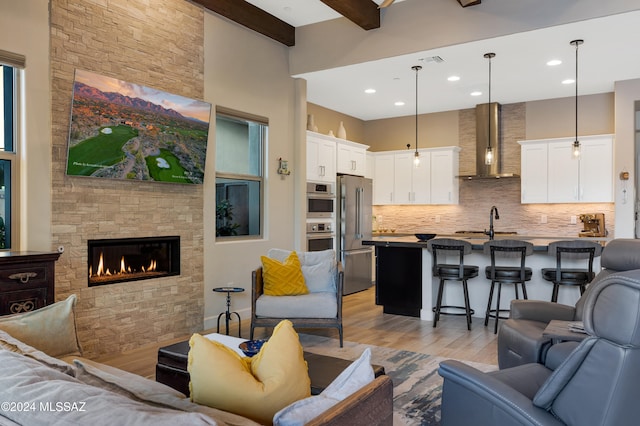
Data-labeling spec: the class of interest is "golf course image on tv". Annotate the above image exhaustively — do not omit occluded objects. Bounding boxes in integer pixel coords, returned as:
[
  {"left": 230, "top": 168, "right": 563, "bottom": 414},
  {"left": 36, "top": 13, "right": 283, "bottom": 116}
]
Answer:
[{"left": 66, "top": 69, "right": 212, "bottom": 184}]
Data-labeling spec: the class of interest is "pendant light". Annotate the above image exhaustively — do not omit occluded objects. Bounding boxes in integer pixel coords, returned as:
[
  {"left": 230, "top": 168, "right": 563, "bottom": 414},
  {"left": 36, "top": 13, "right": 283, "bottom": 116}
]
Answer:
[
  {"left": 571, "top": 39, "right": 584, "bottom": 159},
  {"left": 484, "top": 52, "right": 495, "bottom": 165},
  {"left": 412, "top": 65, "right": 422, "bottom": 167}
]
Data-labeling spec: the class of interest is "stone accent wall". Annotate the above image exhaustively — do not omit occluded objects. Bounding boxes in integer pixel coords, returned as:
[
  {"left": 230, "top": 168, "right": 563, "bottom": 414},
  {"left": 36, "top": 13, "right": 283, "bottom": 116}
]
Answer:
[
  {"left": 50, "top": 0, "right": 206, "bottom": 357},
  {"left": 374, "top": 102, "right": 615, "bottom": 237}
]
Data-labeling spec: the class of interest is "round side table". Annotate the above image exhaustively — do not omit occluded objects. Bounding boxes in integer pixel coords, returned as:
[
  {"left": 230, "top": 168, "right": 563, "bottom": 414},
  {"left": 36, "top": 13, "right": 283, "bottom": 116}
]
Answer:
[{"left": 213, "top": 287, "right": 245, "bottom": 337}]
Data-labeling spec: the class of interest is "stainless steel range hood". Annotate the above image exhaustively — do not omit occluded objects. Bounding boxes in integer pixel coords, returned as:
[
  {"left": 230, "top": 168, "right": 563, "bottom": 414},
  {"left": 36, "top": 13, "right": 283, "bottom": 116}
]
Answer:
[{"left": 457, "top": 102, "right": 519, "bottom": 180}]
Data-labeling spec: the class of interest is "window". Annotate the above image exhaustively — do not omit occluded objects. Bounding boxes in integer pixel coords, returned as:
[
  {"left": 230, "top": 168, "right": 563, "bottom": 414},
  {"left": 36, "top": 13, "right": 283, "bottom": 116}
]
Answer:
[
  {"left": 215, "top": 111, "right": 266, "bottom": 238},
  {"left": 0, "top": 63, "right": 18, "bottom": 249}
]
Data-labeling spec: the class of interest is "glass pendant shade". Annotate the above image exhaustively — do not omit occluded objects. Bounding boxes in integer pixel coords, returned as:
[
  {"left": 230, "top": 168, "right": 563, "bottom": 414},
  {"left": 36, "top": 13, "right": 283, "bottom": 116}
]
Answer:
[
  {"left": 413, "top": 150, "right": 420, "bottom": 166},
  {"left": 572, "top": 140, "right": 581, "bottom": 159},
  {"left": 485, "top": 146, "right": 494, "bottom": 165}
]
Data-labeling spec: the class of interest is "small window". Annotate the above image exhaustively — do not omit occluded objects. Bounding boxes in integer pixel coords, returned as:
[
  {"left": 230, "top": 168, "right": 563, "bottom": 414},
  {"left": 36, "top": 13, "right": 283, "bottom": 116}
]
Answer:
[
  {"left": 0, "top": 64, "right": 17, "bottom": 249},
  {"left": 215, "top": 112, "right": 266, "bottom": 238}
]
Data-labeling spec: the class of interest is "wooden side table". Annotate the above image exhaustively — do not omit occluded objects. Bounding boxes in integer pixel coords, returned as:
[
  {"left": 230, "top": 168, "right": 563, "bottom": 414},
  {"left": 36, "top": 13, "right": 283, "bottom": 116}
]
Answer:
[
  {"left": 0, "top": 251, "right": 61, "bottom": 316},
  {"left": 213, "top": 286, "right": 244, "bottom": 337}
]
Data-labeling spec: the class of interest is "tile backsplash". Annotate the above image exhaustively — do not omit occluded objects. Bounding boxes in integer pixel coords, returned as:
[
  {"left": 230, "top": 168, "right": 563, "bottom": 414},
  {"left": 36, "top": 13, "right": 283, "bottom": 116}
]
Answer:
[{"left": 373, "top": 181, "right": 615, "bottom": 238}]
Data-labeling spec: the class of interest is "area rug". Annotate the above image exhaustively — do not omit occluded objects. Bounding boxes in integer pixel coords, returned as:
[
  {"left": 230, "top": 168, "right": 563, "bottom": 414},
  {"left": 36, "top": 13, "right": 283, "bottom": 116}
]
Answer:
[{"left": 298, "top": 334, "right": 497, "bottom": 426}]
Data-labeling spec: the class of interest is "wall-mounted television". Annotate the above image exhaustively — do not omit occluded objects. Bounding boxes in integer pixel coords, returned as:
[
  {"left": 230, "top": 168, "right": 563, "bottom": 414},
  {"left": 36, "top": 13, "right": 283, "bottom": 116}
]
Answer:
[{"left": 66, "top": 69, "right": 211, "bottom": 184}]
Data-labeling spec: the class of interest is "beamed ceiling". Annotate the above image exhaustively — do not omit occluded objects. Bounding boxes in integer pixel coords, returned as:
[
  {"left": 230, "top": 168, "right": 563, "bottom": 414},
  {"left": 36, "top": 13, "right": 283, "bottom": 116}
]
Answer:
[{"left": 190, "top": 0, "right": 478, "bottom": 46}]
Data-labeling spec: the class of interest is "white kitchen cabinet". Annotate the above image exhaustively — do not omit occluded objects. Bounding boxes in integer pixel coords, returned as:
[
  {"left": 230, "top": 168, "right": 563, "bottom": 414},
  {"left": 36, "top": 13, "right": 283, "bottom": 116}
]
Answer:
[
  {"left": 337, "top": 140, "right": 368, "bottom": 176},
  {"left": 372, "top": 147, "right": 459, "bottom": 205},
  {"left": 365, "top": 151, "right": 375, "bottom": 179},
  {"left": 579, "top": 137, "right": 613, "bottom": 202},
  {"left": 373, "top": 153, "right": 395, "bottom": 205},
  {"left": 393, "top": 151, "right": 431, "bottom": 204},
  {"left": 520, "top": 142, "right": 549, "bottom": 203},
  {"left": 430, "top": 148, "right": 459, "bottom": 204},
  {"left": 519, "top": 135, "right": 613, "bottom": 204},
  {"left": 547, "top": 143, "right": 579, "bottom": 202},
  {"left": 306, "top": 131, "right": 336, "bottom": 183}
]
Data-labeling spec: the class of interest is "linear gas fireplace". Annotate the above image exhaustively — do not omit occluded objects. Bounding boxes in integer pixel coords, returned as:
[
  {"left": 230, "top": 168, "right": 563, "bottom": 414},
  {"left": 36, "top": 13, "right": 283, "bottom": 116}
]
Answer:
[{"left": 88, "top": 236, "right": 180, "bottom": 287}]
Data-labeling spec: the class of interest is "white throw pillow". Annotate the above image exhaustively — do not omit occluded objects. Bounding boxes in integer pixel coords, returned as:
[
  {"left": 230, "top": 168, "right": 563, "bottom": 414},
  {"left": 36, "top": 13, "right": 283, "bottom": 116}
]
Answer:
[
  {"left": 273, "top": 348, "right": 375, "bottom": 426},
  {"left": 267, "top": 248, "right": 336, "bottom": 293}
]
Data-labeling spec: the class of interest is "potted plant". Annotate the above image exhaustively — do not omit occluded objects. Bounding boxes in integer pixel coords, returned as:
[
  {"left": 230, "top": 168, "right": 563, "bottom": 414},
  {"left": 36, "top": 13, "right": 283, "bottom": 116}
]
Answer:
[{"left": 216, "top": 199, "right": 240, "bottom": 236}]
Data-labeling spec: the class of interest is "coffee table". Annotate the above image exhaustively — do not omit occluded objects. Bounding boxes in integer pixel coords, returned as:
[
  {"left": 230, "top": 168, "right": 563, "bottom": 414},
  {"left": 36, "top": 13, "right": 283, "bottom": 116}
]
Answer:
[{"left": 156, "top": 333, "right": 385, "bottom": 396}]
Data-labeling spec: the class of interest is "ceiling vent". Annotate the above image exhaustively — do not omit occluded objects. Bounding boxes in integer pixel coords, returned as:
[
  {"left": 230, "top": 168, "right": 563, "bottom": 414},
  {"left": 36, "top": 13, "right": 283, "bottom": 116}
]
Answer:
[{"left": 420, "top": 56, "right": 444, "bottom": 64}]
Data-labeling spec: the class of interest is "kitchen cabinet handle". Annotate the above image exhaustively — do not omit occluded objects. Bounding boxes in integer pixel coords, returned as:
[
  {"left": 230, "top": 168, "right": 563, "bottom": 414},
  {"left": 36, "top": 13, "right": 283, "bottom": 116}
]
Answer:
[{"left": 9, "top": 272, "right": 38, "bottom": 284}]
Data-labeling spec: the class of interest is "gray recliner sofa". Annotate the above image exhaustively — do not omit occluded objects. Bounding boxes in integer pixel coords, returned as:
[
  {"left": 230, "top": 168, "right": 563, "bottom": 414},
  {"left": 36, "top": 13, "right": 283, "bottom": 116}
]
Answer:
[
  {"left": 438, "top": 268, "right": 640, "bottom": 426},
  {"left": 497, "top": 238, "right": 640, "bottom": 369}
]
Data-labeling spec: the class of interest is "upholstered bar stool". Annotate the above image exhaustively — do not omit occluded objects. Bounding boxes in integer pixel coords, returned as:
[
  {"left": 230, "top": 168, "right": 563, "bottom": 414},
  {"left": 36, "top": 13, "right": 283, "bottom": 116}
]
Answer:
[
  {"left": 542, "top": 240, "right": 602, "bottom": 303},
  {"left": 427, "top": 239, "right": 479, "bottom": 331},
  {"left": 483, "top": 240, "right": 534, "bottom": 334}
]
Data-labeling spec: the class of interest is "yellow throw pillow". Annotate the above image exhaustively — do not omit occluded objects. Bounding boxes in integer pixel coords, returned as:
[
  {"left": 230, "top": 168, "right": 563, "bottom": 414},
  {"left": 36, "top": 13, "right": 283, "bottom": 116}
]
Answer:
[
  {"left": 0, "top": 294, "right": 82, "bottom": 358},
  {"left": 188, "top": 320, "right": 310, "bottom": 425},
  {"left": 261, "top": 251, "right": 309, "bottom": 296}
]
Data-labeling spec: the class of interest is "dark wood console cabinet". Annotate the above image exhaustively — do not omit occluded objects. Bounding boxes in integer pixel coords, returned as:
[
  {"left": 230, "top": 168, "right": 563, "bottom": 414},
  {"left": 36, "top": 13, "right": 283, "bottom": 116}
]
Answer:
[{"left": 0, "top": 251, "right": 61, "bottom": 316}]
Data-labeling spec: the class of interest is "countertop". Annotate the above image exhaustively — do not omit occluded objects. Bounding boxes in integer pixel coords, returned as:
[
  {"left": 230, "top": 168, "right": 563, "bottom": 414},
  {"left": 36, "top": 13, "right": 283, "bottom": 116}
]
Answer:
[{"left": 362, "top": 234, "right": 610, "bottom": 251}]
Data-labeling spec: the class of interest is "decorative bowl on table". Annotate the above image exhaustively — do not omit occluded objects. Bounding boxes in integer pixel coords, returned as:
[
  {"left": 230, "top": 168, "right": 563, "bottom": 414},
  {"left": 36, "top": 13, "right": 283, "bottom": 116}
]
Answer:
[
  {"left": 415, "top": 233, "right": 437, "bottom": 242},
  {"left": 239, "top": 339, "right": 267, "bottom": 357}
]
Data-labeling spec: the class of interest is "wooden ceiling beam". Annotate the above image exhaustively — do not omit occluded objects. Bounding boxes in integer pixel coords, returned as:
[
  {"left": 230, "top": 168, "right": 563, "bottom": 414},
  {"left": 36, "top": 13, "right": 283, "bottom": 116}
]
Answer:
[
  {"left": 191, "top": 0, "right": 295, "bottom": 46},
  {"left": 320, "top": 0, "right": 380, "bottom": 31}
]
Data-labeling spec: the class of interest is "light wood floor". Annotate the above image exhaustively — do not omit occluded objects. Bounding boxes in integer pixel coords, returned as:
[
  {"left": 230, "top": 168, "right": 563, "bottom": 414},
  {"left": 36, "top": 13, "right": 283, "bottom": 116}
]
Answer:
[{"left": 95, "top": 287, "right": 498, "bottom": 379}]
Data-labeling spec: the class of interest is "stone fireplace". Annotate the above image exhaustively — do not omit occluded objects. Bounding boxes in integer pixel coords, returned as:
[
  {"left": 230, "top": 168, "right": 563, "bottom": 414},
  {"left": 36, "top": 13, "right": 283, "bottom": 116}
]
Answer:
[{"left": 88, "top": 236, "right": 180, "bottom": 287}]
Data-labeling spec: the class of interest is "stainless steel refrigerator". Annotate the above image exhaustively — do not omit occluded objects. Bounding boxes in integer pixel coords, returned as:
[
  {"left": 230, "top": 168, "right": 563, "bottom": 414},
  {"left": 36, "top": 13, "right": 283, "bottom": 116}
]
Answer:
[{"left": 337, "top": 175, "right": 373, "bottom": 295}]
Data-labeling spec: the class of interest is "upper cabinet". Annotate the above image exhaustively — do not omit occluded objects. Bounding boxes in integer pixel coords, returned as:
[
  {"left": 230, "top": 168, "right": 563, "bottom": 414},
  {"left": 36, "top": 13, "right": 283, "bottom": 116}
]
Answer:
[
  {"left": 336, "top": 139, "right": 368, "bottom": 176},
  {"left": 372, "top": 147, "right": 460, "bottom": 205},
  {"left": 519, "top": 135, "right": 613, "bottom": 204},
  {"left": 307, "top": 131, "right": 369, "bottom": 182},
  {"left": 306, "top": 131, "right": 336, "bottom": 183},
  {"left": 373, "top": 153, "right": 395, "bottom": 205},
  {"left": 430, "top": 148, "right": 460, "bottom": 204},
  {"left": 393, "top": 150, "right": 431, "bottom": 204}
]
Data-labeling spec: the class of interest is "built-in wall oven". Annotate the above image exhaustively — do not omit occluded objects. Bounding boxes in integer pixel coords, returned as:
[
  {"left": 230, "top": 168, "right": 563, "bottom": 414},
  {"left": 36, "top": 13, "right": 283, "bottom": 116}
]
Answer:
[
  {"left": 306, "top": 222, "right": 334, "bottom": 252},
  {"left": 306, "top": 182, "right": 335, "bottom": 218}
]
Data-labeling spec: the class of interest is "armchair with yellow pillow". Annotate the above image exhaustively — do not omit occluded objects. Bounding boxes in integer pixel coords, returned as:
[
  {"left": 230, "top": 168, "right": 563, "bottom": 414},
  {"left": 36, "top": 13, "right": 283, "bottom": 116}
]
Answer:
[{"left": 251, "top": 249, "right": 344, "bottom": 347}]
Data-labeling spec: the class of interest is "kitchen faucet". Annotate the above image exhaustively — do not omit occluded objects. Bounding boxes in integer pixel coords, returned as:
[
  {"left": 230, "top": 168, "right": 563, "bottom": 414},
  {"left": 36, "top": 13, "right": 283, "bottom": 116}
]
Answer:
[{"left": 485, "top": 206, "right": 500, "bottom": 240}]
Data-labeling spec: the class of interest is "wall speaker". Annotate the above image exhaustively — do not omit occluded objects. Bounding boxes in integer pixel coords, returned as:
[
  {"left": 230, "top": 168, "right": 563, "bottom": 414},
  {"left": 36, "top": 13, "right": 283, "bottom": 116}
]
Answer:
[{"left": 457, "top": 0, "right": 481, "bottom": 7}]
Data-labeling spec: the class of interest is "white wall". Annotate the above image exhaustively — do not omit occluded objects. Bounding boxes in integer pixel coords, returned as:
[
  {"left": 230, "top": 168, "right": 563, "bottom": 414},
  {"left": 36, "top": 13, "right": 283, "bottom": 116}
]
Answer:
[
  {"left": 614, "top": 79, "right": 640, "bottom": 237},
  {"left": 202, "top": 11, "right": 303, "bottom": 328},
  {"left": 0, "top": 0, "right": 51, "bottom": 250}
]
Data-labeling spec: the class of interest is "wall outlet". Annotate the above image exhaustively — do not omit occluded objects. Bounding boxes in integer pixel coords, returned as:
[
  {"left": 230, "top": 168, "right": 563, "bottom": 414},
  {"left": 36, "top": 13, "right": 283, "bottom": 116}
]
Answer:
[
  {"left": 540, "top": 214, "right": 548, "bottom": 224},
  {"left": 435, "top": 215, "right": 441, "bottom": 223},
  {"left": 570, "top": 215, "right": 577, "bottom": 225}
]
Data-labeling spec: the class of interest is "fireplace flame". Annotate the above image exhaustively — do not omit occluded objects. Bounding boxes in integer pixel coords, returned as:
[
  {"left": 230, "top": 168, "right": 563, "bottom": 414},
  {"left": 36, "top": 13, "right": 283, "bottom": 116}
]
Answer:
[{"left": 89, "top": 251, "right": 158, "bottom": 280}]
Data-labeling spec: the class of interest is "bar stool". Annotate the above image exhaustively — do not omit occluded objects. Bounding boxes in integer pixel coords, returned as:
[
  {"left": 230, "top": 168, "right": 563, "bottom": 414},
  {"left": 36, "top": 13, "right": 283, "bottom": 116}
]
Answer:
[
  {"left": 484, "top": 240, "right": 534, "bottom": 334},
  {"left": 427, "top": 239, "right": 479, "bottom": 330},
  {"left": 542, "top": 240, "right": 602, "bottom": 303}
]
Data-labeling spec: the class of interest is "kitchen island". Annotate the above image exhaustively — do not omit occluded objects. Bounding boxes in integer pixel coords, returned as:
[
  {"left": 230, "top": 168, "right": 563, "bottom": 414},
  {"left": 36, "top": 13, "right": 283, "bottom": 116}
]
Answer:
[{"left": 363, "top": 235, "right": 608, "bottom": 321}]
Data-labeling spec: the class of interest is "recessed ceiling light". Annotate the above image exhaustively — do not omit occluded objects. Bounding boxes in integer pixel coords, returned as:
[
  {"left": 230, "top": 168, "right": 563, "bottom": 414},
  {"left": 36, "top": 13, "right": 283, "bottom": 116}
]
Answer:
[
  {"left": 364, "top": 88, "right": 376, "bottom": 94},
  {"left": 447, "top": 75, "right": 460, "bottom": 82},
  {"left": 470, "top": 91, "right": 482, "bottom": 97},
  {"left": 394, "top": 101, "right": 405, "bottom": 106},
  {"left": 562, "top": 79, "right": 575, "bottom": 85},
  {"left": 547, "top": 59, "right": 562, "bottom": 66}
]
